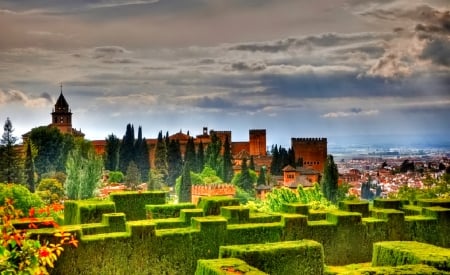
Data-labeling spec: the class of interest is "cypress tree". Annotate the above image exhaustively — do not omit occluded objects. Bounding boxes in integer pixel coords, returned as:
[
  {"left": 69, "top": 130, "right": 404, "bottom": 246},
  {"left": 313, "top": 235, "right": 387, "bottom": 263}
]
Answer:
[
  {"left": 154, "top": 131, "right": 168, "bottom": 184},
  {"left": 257, "top": 166, "right": 266, "bottom": 186},
  {"left": 167, "top": 139, "right": 182, "bottom": 187},
  {"left": 237, "top": 158, "right": 253, "bottom": 193},
  {"left": 248, "top": 155, "right": 255, "bottom": 171},
  {"left": 320, "top": 154, "right": 339, "bottom": 203},
  {"left": 178, "top": 161, "right": 192, "bottom": 203},
  {"left": 196, "top": 141, "right": 205, "bottom": 173},
  {"left": 205, "top": 132, "right": 222, "bottom": 175},
  {"left": 221, "top": 135, "right": 234, "bottom": 182},
  {"left": 24, "top": 142, "right": 35, "bottom": 192},
  {"left": 135, "top": 126, "right": 149, "bottom": 181},
  {"left": 185, "top": 137, "right": 196, "bottom": 165},
  {"left": 104, "top": 134, "right": 120, "bottom": 171},
  {"left": 270, "top": 145, "right": 280, "bottom": 175},
  {"left": 119, "top": 123, "right": 135, "bottom": 174}
]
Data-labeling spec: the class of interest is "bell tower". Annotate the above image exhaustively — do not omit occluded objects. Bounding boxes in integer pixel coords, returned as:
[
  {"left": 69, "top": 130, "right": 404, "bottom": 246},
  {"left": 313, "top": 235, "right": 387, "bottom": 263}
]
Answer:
[{"left": 51, "top": 84, "right": 72, "bottom": 134}]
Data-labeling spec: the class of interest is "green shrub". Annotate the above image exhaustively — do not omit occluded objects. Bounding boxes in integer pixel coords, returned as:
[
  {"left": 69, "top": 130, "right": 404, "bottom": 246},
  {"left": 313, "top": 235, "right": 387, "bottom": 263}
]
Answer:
[
  {"left": 195, "top": 258, "right": 267, "bottom": 275},
  {"left": 37, "top": 178, "right": 65, "bottom": 203},
  {"left": 108, "top": 171, "right": 124, "bottom": 183},
  {"left": 0, "top": 183, "right": 43, "bottom": 215}
]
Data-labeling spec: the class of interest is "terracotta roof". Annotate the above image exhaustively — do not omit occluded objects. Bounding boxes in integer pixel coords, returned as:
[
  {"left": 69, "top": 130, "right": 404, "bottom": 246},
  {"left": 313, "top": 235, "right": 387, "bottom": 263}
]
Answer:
[
  {"left": 282, "top": 165, "right": 296, "bottom": 172},
  {"left": 169, "top": 131, "right": 190, "bottom": 141},
  {"left": 234, "top": 150, "right": 251, "bottom": 160}
]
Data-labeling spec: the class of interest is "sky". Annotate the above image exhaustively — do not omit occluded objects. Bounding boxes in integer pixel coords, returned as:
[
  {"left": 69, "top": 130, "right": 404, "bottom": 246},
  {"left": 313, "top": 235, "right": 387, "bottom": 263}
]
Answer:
[{"left": 0, "top": 0, "right": 449, "bottom": 147}]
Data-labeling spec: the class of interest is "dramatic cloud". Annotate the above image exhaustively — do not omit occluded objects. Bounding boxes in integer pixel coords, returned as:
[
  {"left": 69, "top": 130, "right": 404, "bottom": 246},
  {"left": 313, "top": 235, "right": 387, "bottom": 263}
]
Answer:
[
  {"left": 322, "top": 108, "right": 379, "bottom": 118},
  {"left": 0, "top": 89, "right": 53, "bottom": 107}
]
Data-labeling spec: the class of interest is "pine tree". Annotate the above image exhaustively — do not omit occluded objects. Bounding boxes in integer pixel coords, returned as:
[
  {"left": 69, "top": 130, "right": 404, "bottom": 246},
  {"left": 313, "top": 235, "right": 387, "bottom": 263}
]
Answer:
[
  {"left": 221, "top": 136, "right": 234, "bottom": 182},
  {"left": 320, "top": 155, "right": 339, "bottom": 203},
  {"left": 24, "top": 142, "right": 35, "bottom": 192},
  {"left": 167, "top": 139, "right": 182, "bottom": 187},
  {"left": 236, "top": 158, "right": 254, "bottom": 193},
  {"left": 104, "top": 134, "right": 120, "bottom": 171},
  {"left": 270, "top": 145, "right": 280, "bottom": 175},
  {"left": 119, "top": 123, "right": 135, "bottom": 174},
  {"left": 154, "top": 131, "right": 168, "bottom": 184},
  {"left": 0, "top": 117, "right": 22, "bottom": 183},
  {"left": 178, "top": 161, "right": 192, "bottom": 203}
]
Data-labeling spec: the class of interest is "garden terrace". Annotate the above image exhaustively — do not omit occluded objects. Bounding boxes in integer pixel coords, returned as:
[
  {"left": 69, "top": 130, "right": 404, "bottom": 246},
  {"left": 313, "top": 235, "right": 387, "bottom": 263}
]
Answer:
[{"left": 14, "top": 193, "right": 450, "bottom": 274}]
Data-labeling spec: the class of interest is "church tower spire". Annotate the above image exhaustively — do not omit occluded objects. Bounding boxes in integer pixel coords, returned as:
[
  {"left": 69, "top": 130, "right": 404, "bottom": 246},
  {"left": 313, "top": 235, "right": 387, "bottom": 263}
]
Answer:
[{"left": 51, "top": 84, "right": 72, "bottom": 134}]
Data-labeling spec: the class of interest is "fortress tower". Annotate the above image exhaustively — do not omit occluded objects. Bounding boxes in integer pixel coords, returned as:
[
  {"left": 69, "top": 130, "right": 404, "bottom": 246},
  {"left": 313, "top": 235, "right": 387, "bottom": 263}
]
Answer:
[
  {"left": 291, "top": 138, "right": 327, "bottom": 172},
  {"left": 249, "top": 129, "right": 266, "bottom": 156},
  {"left": 49, "top": 85, "right": 84, "bottom": 137}
]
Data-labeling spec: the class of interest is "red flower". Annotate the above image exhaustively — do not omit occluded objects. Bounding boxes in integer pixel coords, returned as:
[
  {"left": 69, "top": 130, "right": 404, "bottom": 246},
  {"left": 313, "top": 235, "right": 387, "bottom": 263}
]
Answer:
[{"left": 39, "top": 248, "right": 50, "bottom": 257}]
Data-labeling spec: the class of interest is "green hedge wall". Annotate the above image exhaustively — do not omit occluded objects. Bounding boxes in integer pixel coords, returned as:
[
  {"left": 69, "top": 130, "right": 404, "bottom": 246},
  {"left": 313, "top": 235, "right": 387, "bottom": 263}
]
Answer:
[
  {"left": 219, "top": 240, "right": 324, "bottom": 275},
  {"left": 372, "top": 241, "right": 450, "bottom": 271},
  {"left": 146, "top": 203, "right": 196, "bottom": 219},
  {"left": 338, "top": 200, "right": 369, "bottom": 217},
  {"left": 197, "top": 196, "right": 239, "bottom": 216},
  {"left": 64, "top": 200, "right": 116, "bottom": 225},
  {"left": 325, "top": 264, "right": 448, "bottom": 275},
  {"left": 195, "top": 258, "right": 267, "bottom": 275},
  {"left": 110, "top": 191, "right": 166, "bottom": 221}
]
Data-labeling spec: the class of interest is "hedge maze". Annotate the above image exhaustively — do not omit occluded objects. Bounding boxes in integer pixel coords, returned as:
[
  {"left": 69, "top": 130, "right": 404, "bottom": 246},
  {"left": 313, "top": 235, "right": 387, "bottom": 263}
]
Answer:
[{"left": 20, "top": 192, "right": 450, "bottom": 274}]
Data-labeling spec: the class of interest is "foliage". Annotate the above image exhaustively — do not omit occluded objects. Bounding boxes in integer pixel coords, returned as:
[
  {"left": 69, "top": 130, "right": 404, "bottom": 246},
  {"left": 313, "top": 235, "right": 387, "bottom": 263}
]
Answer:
[
  {"left": 167, "top": 139, "right": 182, "bottom": 187},
  {"left": 24, "top": 142, "right": 36, "bottom": 192},
  {"left": 257, "top": 184, "right": 335, "bottom": 213},
  {"left": 231, "top": 158, "right": 256, "bottom": 195},
  {"left": 175, "top": 166, "right": 223, "bottom": 188},
  {"left": 125, "top": 161, "right": 141, "bottom": 191},
  {"left": 154, "top": 131, "right": 168, "bottom": 184},
  {"left": 119, "top": 124, "right": 135, "bottom": 174},
  {"left": 205, "top": 132, "right": 222, "bottom": 176},
  {"left": 269, "top": 145, "right": 295, "bottom": 176},
  {"left": 196, "top": 141, "right": 205, "bottom": 173},
  {"left": 178, "top": 161, "right": 192, "bottom": 203},
  {"left": 391, "top": 172, "right": 450, "bottom": 201},
  {"left": 65, "top": 143, "right": 103, "bottom": 200},
  {"left": 0, "top": 184, "right": 43, "bottom": 214},
  {"left": 104, "top": 134, "right": 120, "bottom": 171},
  {"left": 148, "top": 170, "right": 166, "bottom": 191},
  {"left": 321, "top": 154, "right": 339, "bottom": 203},
  {"left": 221, "top": 136, "right": 234, "bottom": 183},
  {"left": 0, "top": 199, "right": 78, "bottom": 274},
  {"left": 0, "top": 117, "right": 23, "bottom": 184},
  {"left": 257, "top": 167, "right": 267, "bottom": 186},
  {"left": 108, "top": 171, "right": 124, "bottom": 183},
  {"left": 37, "top": 178, "right": 65, "bottom": 204},
  {"left": 248, "top": 156, "right": 255, "bottom": 171},
  {"left": 135, "top": 127, "right": 150, "bottom": 182},
  {"left": 28, "top": 126, "right": 74, "bottom": 176}
]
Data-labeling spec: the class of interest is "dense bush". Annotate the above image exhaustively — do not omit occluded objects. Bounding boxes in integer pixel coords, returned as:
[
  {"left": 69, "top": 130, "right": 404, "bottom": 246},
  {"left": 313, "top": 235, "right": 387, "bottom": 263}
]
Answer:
[
  {"left": 108, "top": 171, "right": 124, "bottom": 183},
  {"left": 37, "top": 178, "right": 65, "bottom": 203},
  {"left": 0, "top": 183, "right": 43, "bottom": 215}
]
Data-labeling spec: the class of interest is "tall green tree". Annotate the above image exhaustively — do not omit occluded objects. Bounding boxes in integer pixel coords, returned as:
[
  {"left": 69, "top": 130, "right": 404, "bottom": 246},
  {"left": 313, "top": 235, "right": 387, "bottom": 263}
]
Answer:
[
  {"left": 167, "top": 139, "right": 183, "bottom": 187},
  {"left": 178, "top": 161, "right": 192, "bottom": 203},
  {"left": 135, "top": 126, "right": 150, "bottom": 182},
  {"left": 0, "top": 117, "right": 22, "bottom": 183},
  {"left": 185, "top": 137, "right": 196, "bottom": 165},
  {"left": 65, "top": 142, "right": 102, "bottom": 200},
  {"left": 104, "top": 134, "right": 120, "bottom": 171},
  {"left": 221, "top": 136, "right": 234, "bottom": 183},
  {"left": 119, "top": 123, "right": 135, "bottom": 174},
  {"left": 232, "top": 158, "right": 254, "bottom": 194},
  {"left": 321, "top": 154, "right": 339, "bottom": 203},
  {"left": 195, "top": 141, "right": 205, "bottom": 173},
  {"left": 125, "top": 161, "right": 141, "bottom": 191},
  {"left": 248, "top": 155, "right": 255, "bottom": 171},
  {"left": 205, "top": 132, "right": 222, "bottom": 175},
  {"left": 28, "top": 126, "right": 74, "bottom": 176},
  {"left": 257, "top": 166, "right": 267, "bottom": 186},
  {"left": 270, "top": 145, "right": 280, "bottom": 175},
  {"left": 154, "top": 131, "right": 168, "bottom": 184},
  {"left": 24, "top": 142, "right": 35, "bottom": 192}
]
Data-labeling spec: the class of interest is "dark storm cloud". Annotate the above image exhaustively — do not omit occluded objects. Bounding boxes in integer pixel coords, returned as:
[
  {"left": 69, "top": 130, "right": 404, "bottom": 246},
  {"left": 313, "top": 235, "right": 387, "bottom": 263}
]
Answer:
[
  {"left": 195, "top": 96, "right": 234, "bottom": 109},
  {"left": 421, "top": 38, "right": 450, "bottom": 67},
  {"left": 93, "top": 46, "right": 127, "bottom": 58},
  {"left": 230, "top": 32, "right": 392, "bottom": 53},
  {"left": 39, "top": 92, "right": 52, "bottom": 103},
  {"left": 229, "top": 62, "right": 266, "bottom": 72},
  {"left": 350, "top": 108, "right": 362, "bottom": 114}
]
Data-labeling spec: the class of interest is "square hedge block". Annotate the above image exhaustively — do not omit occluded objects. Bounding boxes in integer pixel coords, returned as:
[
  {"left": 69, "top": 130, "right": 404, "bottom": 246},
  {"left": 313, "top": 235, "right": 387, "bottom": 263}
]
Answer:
[
  {"left": 195, "top": 258, "right": 268, "bottom": 275},
  {"left": 326, "top": 210, "right": 362, "bottom": 226},
  {"left": 197, "top": 196, "right": 240, "bottom": 216},
  {"left": 220, "top": 206, "right": 250, "bottom": 224},
  {"left": 372, "top": 241, "right": 450, "bottom": 271},
  {"left": 110, "top": 191, "right": 167, "bottom": 221},
  {"left": 417, "top": 199, "right": 450, "bottom": 208},
  {"left": 373, "top": 199, "right": 402, "bottom": 210},
  {"left": 282, "top": 203, "right": 309, "bottom": 215},
  {"left": 146, "top": 203, "right": 196, "bottom": 219},
  {"left": 180, "top": 209, "right": 204, "bottom": 225},
  {"left": 219, "top": 240, "right": 324, "bottom": 275},
  {"left": 64, "top": 200, "right": 116, "bottom": 225},
  {"left": 338, "top": 200, "right": 370, "bottom": 217}
]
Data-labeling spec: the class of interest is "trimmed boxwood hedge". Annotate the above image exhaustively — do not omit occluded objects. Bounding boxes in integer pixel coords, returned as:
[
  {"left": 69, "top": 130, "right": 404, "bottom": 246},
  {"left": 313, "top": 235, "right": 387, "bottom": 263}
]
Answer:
[
  {"left": 110, "top": 191, "right": 166, "bottom": 221},
  {"left": 372, "top": 241, "right": 450, "bottom": 271},
  {"left": 64, "top": 200, "right": 116, "bottom": 225},
  {"left": 195, "top": 258, "right": 267, "bottom": 275},
  {"left": 146, "top": 203, "right": 196, "bottom": 219},
  {"left": 219, "top": 240, "right": 324, "bottom": 275},
  {"left": 197, "top": 196, "right": 239, "bottom": 216}
]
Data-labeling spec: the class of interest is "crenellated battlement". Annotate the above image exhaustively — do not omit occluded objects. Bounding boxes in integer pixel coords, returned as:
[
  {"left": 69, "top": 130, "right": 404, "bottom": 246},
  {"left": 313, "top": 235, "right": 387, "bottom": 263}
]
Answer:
[{"left": 291, "top": 137, "right": 327, "bottom": 142}]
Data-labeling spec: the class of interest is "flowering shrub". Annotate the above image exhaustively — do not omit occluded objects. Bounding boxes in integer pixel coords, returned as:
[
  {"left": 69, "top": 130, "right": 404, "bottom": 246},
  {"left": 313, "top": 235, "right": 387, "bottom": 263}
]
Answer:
[{"left": 0, "top": 199, "right": 78, "bottom": 274}]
